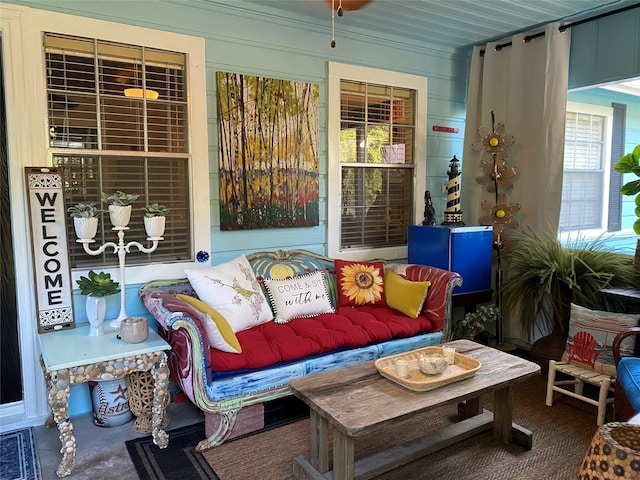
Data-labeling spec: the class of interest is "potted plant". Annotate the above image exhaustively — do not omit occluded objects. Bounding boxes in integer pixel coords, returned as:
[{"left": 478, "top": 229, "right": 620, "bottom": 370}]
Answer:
[
  {"left": 76, "top": 270, "right": 121, "bottom": 336},
  {"left": 614, "top": 143, "right": 640, "bottom": 269},
  {"left": 452, "top": 304, "right": 499, "bottom": 340},
  {"left": 67, "top": 203, "right": 105, "bottom": 240},
  {"left": 142, "top": 203, "right": 169, "bottom": 238},
  {"left": 102, "top": 191, "right": 140, "bottom": 228},
  {"left": 500, "top": 227, "right": 636, "bottom": 365}
]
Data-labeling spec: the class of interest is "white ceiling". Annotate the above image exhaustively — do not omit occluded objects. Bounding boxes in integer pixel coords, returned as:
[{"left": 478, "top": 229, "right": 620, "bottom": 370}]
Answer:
[{"left": 240, "top": 0, "right": 639, "bottom": 50}]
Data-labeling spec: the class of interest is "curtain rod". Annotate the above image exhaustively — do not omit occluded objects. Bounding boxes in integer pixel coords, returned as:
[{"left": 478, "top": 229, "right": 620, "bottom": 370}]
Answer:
[{"left": 479, "top": 2, "right": 640, "bottom": 56}]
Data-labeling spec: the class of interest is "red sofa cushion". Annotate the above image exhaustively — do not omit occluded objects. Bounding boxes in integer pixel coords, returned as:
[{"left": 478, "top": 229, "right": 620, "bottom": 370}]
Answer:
[{"left": 207, "top": 305, "right": 436, "bottom": 372}]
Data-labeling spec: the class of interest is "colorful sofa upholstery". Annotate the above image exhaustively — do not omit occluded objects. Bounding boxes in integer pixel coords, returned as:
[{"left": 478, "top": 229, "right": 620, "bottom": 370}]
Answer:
[{"left": 139, "top": 249, "right": 462, "bottom": 451}]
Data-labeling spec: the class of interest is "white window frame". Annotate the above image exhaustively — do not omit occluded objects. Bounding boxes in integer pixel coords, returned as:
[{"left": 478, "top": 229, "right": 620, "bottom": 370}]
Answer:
[
  {"left": 327, "top": 62, "right": 427, "bottom": 261},
  {"left": 559, "top": 101, "right": 613, "bottom": 242},
  {"left": 1, "top": 4, "right": 209, "bottom": 430},
  {"left": 31, "top": 9, "right": 209, "bottom": 286}
]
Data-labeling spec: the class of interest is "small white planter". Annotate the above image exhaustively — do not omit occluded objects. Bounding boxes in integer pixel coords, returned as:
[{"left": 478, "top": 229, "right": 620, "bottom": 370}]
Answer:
[
  {"left": 144, "top": 216, "right": 166, "bottom": 238},
  {"left": 108, "top": 205, "right": 132, "bottom": 228},
  {"left": 86, "top": 295, "right": 107, "bottom": 336},
  {"left": 73, "top": 217, "right": 98, "bottom": 240}
]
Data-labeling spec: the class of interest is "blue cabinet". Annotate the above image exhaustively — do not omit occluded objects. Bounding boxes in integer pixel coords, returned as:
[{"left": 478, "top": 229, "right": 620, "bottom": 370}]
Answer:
[{"left": 408, "top": 225, "right": 493, "bottom": 294}]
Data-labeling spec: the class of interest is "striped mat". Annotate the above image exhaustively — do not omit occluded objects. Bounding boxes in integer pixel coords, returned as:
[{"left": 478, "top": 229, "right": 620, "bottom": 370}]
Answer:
[{"left": 0, "top": 428, "right": 41, "bottom": 480}]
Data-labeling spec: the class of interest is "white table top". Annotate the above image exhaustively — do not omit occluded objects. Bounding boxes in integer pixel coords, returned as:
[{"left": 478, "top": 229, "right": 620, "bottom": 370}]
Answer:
[{"left": 38, "top": 323, "right": 170, "bottom": 371}]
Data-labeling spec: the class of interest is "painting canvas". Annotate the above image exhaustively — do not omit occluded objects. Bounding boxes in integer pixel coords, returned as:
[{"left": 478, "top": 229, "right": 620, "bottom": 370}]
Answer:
[{"left": 216, "top": 72, "right": 319, "bottom": 230}]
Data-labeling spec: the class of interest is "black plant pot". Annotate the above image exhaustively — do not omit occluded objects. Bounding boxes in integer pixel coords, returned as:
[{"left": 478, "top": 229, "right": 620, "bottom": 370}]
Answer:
[
  {"left": 529, "top": 328, "right": 568, "bottom": 372},
  {"left": 528, "top": 286, "right": 572, "bottom": 371}
]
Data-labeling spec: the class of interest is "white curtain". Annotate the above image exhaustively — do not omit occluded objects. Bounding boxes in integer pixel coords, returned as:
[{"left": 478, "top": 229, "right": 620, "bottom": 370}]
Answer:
[{"left": 460, "top": 22, "right": 571, "bottom": 342}]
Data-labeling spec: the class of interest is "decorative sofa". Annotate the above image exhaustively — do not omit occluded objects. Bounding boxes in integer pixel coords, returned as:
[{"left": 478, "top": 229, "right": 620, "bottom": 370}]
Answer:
[{"left": 139, "top": 249, "right": 462, "bottom": 451}]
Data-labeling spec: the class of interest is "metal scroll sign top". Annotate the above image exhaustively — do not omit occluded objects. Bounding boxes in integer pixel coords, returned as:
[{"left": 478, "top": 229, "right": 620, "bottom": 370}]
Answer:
[{"left": 26, "top": 167, "right": 75, "bottom": 332}]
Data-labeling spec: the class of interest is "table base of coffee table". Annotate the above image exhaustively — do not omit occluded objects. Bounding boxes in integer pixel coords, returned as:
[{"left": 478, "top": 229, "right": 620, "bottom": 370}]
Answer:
[
  {"left": 289, "top": 340, "right": 540, "bottom": 480},
  {"left": 292, "top": 404, "right": 532, "bottom": 480}
]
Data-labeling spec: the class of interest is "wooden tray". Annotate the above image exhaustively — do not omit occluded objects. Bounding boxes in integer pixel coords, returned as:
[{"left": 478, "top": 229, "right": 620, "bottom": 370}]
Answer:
[{"left": 374, "top": 346, "right": 481, "bottom": 392}]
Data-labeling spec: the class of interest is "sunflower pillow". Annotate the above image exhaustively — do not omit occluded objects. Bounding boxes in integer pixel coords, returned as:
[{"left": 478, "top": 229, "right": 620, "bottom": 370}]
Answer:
[{"left": 334, "top": 259, "right": 386, "bottom": 307}]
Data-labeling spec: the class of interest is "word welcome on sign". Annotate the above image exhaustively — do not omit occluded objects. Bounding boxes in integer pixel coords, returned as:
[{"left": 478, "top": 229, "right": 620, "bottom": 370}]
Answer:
[{"left": 26, "top": 167, "right": 75, "bottom": 332}]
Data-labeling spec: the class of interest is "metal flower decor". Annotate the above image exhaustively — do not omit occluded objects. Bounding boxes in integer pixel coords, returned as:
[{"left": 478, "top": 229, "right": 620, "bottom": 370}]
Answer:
[
  {"left": 471, "top": 113, "right": 520, "bottom": 250},
  {"left": 470, "top": 111, "right": 520, "bottom": 347},
  {"left": 479, "top": 193, "right": 521, "bottom": 245}
]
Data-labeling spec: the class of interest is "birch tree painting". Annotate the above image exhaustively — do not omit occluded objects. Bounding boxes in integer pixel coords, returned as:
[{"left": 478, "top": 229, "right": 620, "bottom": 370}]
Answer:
[{"left": 216, "top": 72, "right": 319, "bottom": 230}]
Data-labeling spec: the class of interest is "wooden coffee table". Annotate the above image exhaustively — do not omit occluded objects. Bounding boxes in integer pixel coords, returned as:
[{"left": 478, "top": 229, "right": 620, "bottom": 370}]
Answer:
[{"left": 289, "top": 339, "right": 540, "bottom": 480}]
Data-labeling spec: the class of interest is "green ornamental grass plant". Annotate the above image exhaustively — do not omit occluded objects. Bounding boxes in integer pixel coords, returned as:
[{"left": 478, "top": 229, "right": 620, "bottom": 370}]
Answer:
[{"left": 500, "top": 227, "right": 637, "bottom": 338}]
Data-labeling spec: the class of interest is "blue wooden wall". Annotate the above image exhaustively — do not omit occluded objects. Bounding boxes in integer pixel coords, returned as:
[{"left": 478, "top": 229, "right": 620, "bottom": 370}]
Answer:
[{"left": 5, "top": 0, "right": 639, "bottom": 414}]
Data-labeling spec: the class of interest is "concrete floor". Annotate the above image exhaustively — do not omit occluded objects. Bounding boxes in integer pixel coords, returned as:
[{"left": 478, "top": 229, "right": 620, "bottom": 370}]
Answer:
[{"left": 33, "top": 399, "right": 204, "bottom": 480}]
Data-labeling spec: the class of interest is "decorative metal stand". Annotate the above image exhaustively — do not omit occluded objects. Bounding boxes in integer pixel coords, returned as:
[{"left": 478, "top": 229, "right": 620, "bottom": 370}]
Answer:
[
  {"left": 471, "top": 111, "right": 519, "bottom": 348},
  {"left": 75, "top": 207, "right": 164, "bottom": 328}
]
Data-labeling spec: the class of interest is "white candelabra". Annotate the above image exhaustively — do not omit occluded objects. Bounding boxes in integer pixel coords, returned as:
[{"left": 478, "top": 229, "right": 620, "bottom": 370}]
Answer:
[{"left": 74, "top": 205, "right": 165, "bottom": 328}]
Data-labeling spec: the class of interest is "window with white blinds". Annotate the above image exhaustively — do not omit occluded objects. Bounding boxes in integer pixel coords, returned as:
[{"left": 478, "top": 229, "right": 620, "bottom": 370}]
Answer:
[
  {"left": 44, "top": 33, "right": 191, "bottom": 268},
  {"left": 559, "top": 103, "right": 613, "bottom": 233},
  {"left": 338, "top": 80, "right": 417, "bottom": 250}
]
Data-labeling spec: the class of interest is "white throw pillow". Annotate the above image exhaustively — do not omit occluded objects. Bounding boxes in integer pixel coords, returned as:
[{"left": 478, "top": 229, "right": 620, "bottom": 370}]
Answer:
[
  {"left": 264, "top": 270, "right": 335, "bottom": 324},
  {"left": 185, "top": 255, "right": 273, "bottom": 333}
]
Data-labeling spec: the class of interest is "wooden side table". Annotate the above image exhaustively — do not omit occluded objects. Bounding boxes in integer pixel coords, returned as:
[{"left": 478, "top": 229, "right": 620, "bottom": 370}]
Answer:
[{"left": 38, "top": 324, "right": 171, "bottom": 478}]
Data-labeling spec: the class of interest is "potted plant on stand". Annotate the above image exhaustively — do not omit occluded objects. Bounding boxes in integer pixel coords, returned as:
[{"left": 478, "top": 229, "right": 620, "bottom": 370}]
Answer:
[
  {"left": 102, "top": 191, "right": 140, "bottom": 228},
  {"left": 67, "top": 203, "right": 105, "bottom": 240},
  {"left": 500, "top": 227, "right": 637, "bottom": 367},
  {"left": 142, "top": 203, "right": 169, "bottom": 238},
  {"left": 77, "top": 270, "right": 121, "bottom": 336}
]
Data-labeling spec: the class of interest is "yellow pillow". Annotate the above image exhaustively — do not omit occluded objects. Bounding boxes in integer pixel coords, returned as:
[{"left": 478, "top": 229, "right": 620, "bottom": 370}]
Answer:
[
  {"left": 384, "top": 270, "right": 430, "bottom": 318},
  {"left": 176, "top": 294, "right": 242, "bottom": 354}
]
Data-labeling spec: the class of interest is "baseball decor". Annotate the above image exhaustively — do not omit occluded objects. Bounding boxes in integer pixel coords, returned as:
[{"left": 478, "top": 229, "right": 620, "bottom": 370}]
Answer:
[{"left": 90, "top": 378, "right": 133, "bottom": 428}]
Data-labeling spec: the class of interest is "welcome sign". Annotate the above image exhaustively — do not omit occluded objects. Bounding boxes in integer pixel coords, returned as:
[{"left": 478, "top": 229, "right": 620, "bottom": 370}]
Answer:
[{"left": 26, "top": 167, "right": 75, "bottom": 332}]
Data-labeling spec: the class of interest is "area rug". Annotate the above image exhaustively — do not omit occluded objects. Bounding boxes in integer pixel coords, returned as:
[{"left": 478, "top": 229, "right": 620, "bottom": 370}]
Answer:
[
  {"left": 127, "top": 395, "right": 310, "bottom": 480},
  {"left": 0, "top": 427, "right": 41, "bottom": 480},
  {"left": 129, "top": 375, "right": 601, "bottom": 480}
]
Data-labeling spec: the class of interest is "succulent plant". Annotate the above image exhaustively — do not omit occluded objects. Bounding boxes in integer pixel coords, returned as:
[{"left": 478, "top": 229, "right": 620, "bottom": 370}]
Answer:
[
  {"left": 142, "top": 203, "right": 170, "bottom": 217},
  {"left": 76, "top": 270, "right": 121, "bottom": 297},
  {"left": 67, "top": 203, "right": 105, "bottom": 218},
  {"left": 101, "top": 191, "right": 140, "bottom": 206}
]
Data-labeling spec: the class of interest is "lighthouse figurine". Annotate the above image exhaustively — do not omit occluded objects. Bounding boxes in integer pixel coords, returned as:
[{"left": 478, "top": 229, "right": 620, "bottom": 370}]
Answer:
[{"left": 442, "top": 155, "right": 465, "bottom": 226}]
